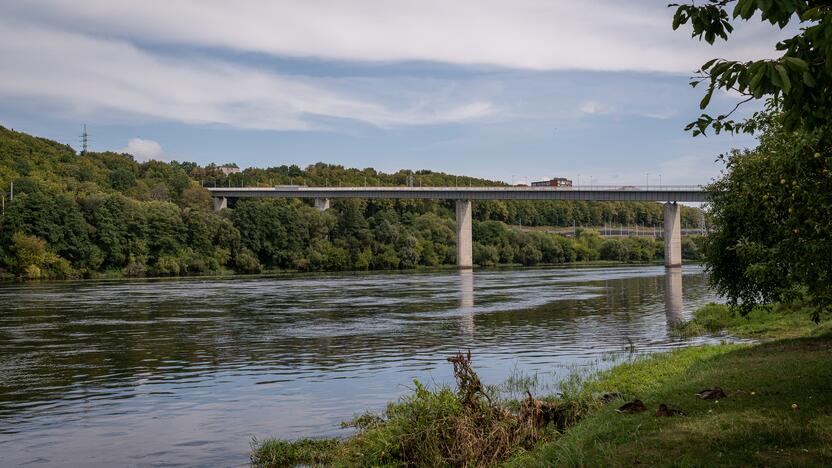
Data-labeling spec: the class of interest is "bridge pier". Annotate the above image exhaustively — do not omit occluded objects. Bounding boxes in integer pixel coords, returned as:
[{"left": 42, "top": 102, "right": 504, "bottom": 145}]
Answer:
[
  {"left": 663, "top": 202, "right": 681, "bottom": 267},
  {"left": 456, "top": 200, "right": 473, "bottom": 269},
  {"left": 314, "top": 198, "right": 330, "bottom": 211},
  {"left": 213, "top": 196, "right": 227, "bottom": 212}
]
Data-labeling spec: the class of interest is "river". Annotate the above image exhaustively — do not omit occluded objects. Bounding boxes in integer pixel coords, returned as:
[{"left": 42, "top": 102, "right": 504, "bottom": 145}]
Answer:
[{"left": 0, "top": 265, "right": 725, "bottom": 467}]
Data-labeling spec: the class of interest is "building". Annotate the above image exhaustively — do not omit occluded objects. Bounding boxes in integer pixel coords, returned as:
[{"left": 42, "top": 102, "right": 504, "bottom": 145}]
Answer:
[
  {"left": 531, "top": 177, "right": 573, "bottom": 187},
  {"left": 219, "top": 166, "right": 241, "bottom": 176}
]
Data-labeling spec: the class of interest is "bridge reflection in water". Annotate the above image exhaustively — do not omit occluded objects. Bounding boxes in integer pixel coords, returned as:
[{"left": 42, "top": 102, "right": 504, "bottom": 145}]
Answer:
[
  {"left": 459, "top": 270, "right": 475, "bottom": 336},
  {"left": 455, "top": 266, "right": 689, "bottom": 335},
  {"left": 664, "top": 267, "right": 685, "bottom": 326}
]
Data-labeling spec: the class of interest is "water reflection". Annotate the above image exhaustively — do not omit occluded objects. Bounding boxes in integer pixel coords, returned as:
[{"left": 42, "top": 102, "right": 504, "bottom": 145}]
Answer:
[
  {"left": 459, "top": 270, "right": 475, "bottom": 336},
  {"left": 0, "top": 265, "right": 724, "bottom": 467},
  {"left": 664, "top": 267, "right": 684, "bottom": 326}
]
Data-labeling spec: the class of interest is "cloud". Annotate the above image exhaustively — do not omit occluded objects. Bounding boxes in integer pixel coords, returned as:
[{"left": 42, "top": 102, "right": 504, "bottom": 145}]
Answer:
[
  {"left": 0, "top": 20, "right": 496, "bottom": 131},
  {"left": 121, "top": 138, "right": 164, "bottom": 162},
  {"left": 6, "top": 0, "right": 789, "bottom": 73},
  {"left": 579, "top": 101, "right": 610, "bottom": 115}
]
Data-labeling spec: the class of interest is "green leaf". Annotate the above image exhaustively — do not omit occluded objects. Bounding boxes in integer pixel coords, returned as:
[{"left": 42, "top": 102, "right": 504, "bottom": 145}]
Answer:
[
  {"left": 775, "top": 64, "right": 791, "bottom": 93},
  {"left": 783, "top": 56, "right": 808, "bottom": 72},
  {"left": 702, "top": 58, "right": 719, "bottom": 71},
  {"left": 802, "top": 71, "right": 816, "bottom": 87},
  {"left": 733, "top": 0, "right": 749, "bottom": 18},
  {"left": 749, "top": 66, "right": 766, "bottom": 93},
  {"left": 756, "top": 0, "right": 774, "bottom": 12},
  {"left": 700, "top": 87, "right": 715, "bottom": 109},
  {"left": 740, "top": 0, "right": 757, "bottom": 19}
]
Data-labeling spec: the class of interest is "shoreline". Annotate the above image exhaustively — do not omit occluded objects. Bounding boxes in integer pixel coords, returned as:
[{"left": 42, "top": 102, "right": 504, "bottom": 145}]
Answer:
[
  {"left": 252, "top": 303, "right": 831, "bottom": 467},
  {"left": 0, "top": 259, "right": 675, "bottom": 285}
]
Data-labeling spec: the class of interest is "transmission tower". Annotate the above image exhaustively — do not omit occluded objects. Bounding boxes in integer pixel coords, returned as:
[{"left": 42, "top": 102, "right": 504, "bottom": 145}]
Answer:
[{"left": 80, "top": 124, "right": 89, "bottom": 154}]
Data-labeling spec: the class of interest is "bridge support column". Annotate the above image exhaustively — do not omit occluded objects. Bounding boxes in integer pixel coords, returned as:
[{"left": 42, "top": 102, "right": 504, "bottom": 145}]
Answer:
[
  {"left": 213, "top": 196, "right": 227, "bottom": 212},
  {"left": 664, "top": 202, "right": 682, "bottom": 267},
  {"left": 314, "top": 198, "right": 330, "bottom": 211},
  {"left": 456, "top": 199, "right": 473, "bottom": 269}
]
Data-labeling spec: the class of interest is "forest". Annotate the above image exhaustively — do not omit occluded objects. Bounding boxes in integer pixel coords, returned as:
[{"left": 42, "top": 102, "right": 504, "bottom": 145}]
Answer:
[{"left": 0, "top": 125, "right": 703, "bottom": 279}]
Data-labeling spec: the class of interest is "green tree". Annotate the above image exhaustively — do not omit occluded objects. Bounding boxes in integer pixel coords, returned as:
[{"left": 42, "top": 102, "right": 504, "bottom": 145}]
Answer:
[
  {"left": 673, "top": 1, "right": 832, "bottom": 319},
  {"left": 671, "top": 0, "right": 832, "bottom": 135},
  {"left": 703, "top": 122, "right": 832, "bottom": 317}
]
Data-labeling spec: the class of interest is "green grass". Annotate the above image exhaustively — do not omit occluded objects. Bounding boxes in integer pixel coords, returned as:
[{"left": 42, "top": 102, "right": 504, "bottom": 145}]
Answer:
[
  {"left": 672, "top": 302, "right": 832, "bottom": 339},
  {"left": 251, "top": 304, "right": 832, "bottom": 467},
  {"left": 506, "top": 334, "right": 832, "bottom": 467},
  {"left": 252, "top": 438, "right": 341, "bottom": 466}
]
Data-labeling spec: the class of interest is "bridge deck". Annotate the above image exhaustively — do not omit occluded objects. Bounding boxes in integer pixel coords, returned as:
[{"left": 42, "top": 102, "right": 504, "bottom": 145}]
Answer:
[{"left": 207, "top": 186, "right": 707, "bottom": 202}]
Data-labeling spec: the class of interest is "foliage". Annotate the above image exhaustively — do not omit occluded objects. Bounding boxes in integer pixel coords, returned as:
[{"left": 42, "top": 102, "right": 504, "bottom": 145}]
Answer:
[
  {"left": 672, "top": 302, "right": 832, "bottom": 339},
  {"left": 0, "top": 125, "right": 703, "bottom": 278},
  {"left": 251, "top": 439, "right": 340, "bottom": 467},
  {"left": 671, "top": 0, "right": 832, "bottom": 135},
  {"left": 703, "top": 120, "right": 832, "bottom": 318},
  {"left": 252, "top": 352, "right": 578, "bottom": 467},
  {"left": 2, "top": 232, "right": 73, "bottom": 279}
]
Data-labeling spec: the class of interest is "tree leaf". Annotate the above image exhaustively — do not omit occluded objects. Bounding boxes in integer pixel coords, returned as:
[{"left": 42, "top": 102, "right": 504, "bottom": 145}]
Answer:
[
  {"left": 783, "top": 56, "right": 809, "bottom": 72},
  {"left": 803, "top": 71, "right": 816, "bottom": 87},
  {"left": 775, "top": 64, "right": 791, "bottom": 93},
  {"left": 700, "top": 86, "right": 715, "bottom": 109},
  {"left": 702, "top": 58, "right": 719, "bottom": 70}
]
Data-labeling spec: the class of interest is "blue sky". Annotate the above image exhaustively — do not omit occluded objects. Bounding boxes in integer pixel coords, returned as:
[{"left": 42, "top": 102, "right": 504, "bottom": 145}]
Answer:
[{"left": 0, "top": 1, "right": 791, "bottom": 185}]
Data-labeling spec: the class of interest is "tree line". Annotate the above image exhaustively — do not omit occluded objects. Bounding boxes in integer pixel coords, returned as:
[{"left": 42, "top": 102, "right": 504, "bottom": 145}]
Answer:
[{"left": 0, "top": 126, "right": 701, "bottom": 279}]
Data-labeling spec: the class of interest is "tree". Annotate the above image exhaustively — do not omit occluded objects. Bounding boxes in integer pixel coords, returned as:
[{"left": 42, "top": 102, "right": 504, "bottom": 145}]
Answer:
[
  {"left": 600, "top": 239, "right": 629, "bottom": 262},
  {"left": 4, "top": 232, "right": 73, "bottom": 279},
  {"left": 518, "top": 244, "right": 542, "bottom": 266},
  {"left": 671, "top": 0, "right": 832, "bottom": 135},
  {"left": 673, "top": 1, "right": 832, "bottom": 319},
  {"left": 703, "top": 121, "right": 832, "bottom": 318},
  {"left": 473, "top": 242, "right": 500, "bottom": 266}
]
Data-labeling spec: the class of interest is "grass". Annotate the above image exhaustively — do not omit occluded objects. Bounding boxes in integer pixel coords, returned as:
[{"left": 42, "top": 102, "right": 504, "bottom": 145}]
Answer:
[
  {"left": 508, "top": 334, "right": 832, "bottom": 467},
  {"left": 251, "top": 353, "right": 577, "bottom": 467},
  {"left": 672, "top": 302, "right": 832, "bottom": 339},
  {"left": 252, "top": 305, "right": 832, "bottom": 467}
]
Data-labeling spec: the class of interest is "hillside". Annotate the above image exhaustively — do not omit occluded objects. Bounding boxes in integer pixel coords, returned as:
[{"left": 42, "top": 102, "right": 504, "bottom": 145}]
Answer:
[{"left": 0, "top": 125, "right": 703, "bottom": 279}]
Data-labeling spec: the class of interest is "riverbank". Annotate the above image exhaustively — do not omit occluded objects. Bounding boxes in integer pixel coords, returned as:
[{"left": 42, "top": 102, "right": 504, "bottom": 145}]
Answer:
[
  {"left": 0, "top": 259, "right": 658, "bottom": 283},
  {"left": 252, "top": 303, "right": 832, "bottom": 467}
]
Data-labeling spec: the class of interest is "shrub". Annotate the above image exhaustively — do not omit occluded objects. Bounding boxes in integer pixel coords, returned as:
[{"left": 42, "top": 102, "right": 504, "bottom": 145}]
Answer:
[
  {"left": 519, "top": 245, "right": 542, "bottom": 266},
  {"left": 474, "top": 242, "right": 500, "bottom": 266}
]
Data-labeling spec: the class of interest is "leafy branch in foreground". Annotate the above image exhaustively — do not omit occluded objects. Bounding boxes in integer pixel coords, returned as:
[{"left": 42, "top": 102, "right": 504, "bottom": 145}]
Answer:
[{"left": 670, "top": 1, "right": 832, "bottom": 135}]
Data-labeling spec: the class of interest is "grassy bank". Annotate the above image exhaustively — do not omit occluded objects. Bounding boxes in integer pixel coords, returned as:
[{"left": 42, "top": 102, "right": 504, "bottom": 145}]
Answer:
[
  {"left": 510, "top": 335, "right": 832, "bottom": 466},
  {"left": 672, "top": 302, "right": 832, "bottom": 339},
  {"left": 252, "top": 304, "right": 832, "bottom": 467}
]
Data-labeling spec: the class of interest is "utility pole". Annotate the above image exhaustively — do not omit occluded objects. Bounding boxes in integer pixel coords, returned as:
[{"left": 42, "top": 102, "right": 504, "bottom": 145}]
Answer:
[{"left": 80, "top": 124, "right": 89, "bottom": 155}]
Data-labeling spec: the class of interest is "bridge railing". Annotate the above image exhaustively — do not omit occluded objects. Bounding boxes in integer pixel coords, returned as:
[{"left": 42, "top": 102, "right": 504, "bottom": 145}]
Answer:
[{"left": 208, "top": 185, "right": 706, "bottom": 191}]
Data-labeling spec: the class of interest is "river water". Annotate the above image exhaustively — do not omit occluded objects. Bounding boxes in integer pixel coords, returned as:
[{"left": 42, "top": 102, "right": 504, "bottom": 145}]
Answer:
[{"left": 0, "top": 265, "right": 725, "bottom": 467}]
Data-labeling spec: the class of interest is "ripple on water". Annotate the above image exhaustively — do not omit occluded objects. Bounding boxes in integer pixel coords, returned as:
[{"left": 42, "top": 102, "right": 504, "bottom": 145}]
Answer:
[{"left": 0, "top": 264, "right": 729, "bottom": 467}]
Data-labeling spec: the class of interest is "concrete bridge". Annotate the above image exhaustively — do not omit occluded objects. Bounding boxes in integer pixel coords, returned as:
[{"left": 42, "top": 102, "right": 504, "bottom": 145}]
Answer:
[{"left": 208, "top": 186, "right": 707, "bottom": 269}]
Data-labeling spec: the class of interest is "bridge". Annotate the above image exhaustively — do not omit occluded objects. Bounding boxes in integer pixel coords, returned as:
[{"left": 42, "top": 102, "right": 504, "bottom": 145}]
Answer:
[{"left": 208, "top": 186, "right": 707, "bottom": 269}]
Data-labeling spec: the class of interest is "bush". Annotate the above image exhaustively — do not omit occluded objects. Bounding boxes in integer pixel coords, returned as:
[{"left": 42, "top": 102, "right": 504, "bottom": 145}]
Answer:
[
  {"left": 234, "top": 248, "right": 261, "bottom": 273},
  {"left": 474, "top": 242, "right": 500, "bottom": 266},
  {"left": 519, "top": 244, "right": 543, "bottom": 266},
  {"left": 599, "top": 239, "right": 628, "bottom": 261},
  {"left": 252, "top": 352, "right": 575, "bottom": 467}
]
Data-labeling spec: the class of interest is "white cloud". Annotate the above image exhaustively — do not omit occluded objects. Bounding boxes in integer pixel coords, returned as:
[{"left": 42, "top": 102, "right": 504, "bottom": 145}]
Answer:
[
  {"left": 579, "top": 101, "right": 610, "bottom": 115},
  {"left": 120, "top": 138, "right": 164, "bottom": 162},
  {"left": 6, "top": 0, "right": 789, "bottom": 73},
  {"left": 0, "top": 20, "right": 496, "bottom": 131}
]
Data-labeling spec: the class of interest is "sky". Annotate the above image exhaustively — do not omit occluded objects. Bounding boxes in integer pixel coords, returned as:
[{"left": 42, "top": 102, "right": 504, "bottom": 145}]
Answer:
[{"left": 0, "top": 0, "right": 792, "bottom": 185}]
